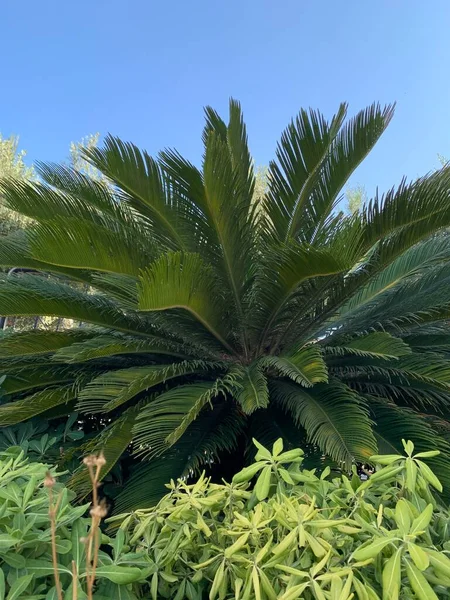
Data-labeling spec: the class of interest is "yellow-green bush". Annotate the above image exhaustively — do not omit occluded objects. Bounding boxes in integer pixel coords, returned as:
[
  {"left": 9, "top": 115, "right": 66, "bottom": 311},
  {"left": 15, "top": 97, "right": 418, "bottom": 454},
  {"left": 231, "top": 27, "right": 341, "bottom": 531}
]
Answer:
[{"left": 113, "top": 439, "right": 450, "bottom": 600}]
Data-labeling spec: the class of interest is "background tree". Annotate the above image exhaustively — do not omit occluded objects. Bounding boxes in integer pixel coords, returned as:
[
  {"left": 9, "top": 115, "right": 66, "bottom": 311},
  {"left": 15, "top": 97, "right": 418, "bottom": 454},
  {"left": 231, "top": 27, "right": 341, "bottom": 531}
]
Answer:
[
  {"left": 70, "top": 133, "right": 103, "bottom": 181},
  {"left": 0, "top": 133, "right": 102, "bottom": 331},
  {"left": 0, "top": 101, "right": 450, "bottom": 511},
  {"left": 345, "top": 183, "right": 367, "bottom": 214},
  {"left": 0, "top": 134, "right": 34, "bottom": 235}
]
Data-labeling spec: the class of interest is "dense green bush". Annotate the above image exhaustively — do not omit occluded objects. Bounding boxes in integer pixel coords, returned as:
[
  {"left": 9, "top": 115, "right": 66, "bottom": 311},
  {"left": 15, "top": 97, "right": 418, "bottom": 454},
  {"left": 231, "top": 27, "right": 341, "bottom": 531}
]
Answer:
[
  {"left": 0, "top": 415, "right": 84, "bottom": 463},
  {"left": 0, "top": 448, "right": 146, "bottom": 599},
  {"left": 0, "top": 440, "right": 449, "bottom": 598},
  {"left": 112, "top": 439, "right": 450, "bottom": 600}
]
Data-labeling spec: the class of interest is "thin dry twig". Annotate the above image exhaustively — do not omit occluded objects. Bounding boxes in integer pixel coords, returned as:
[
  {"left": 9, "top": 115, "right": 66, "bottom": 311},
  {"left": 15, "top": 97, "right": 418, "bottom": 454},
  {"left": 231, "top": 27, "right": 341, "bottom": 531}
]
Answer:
[
  {"left": 47, "top": 453, "right": 107, "bottom": 600},
  {"left": 45, "top": 472, "right": 63, "bottom": 600},
  {"left": 83, "top": 453, "right": 107, "bottom": 600},
  {"left": 72, "top": 560, "right": 78, "bottom": 600}
]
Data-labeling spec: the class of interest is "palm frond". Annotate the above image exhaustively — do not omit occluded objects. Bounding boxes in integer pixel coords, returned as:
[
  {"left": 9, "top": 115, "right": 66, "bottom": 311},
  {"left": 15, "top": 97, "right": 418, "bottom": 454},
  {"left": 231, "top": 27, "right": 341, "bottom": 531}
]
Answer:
[
  {"left": 0, "top": 274, "right": 151, "bottom": 335},
  {"left": 304, "top": 171, "right": 450, "bottom": 341},
  {"left": 68, "top": 406, "right": 138, "bottom": 497},
  {"left": 326, "top": 332, "right": 412, "bottom": 360},
  {"left": 0, "top": 330, "right": 92, "bottom": 357},
  {"left": 305, "top": 103, "right": 394, "bottom": 243},
  {"left": 52, "top": 333, "right": 190, "bottom": 363},
  {"left": 204, "top": 99, "right": 255, "bottom": 210},
  {"left": 266, "top": 104, "right": 347, "bottom": 242},
  {"left": 138, "top": 252, "right": 234, "bottom": 353},
  {"left": 113, "top": 400, "right": 245, "bottom": 512},
  {"left": 1, "top": 365, "right": 78, "bottom": 394},
  {"left": 0, "top": 385, "right": 77, "bottom": 425},
  {"left": 254, "top": 242, "right": 349, "bottom": 344},
  {"left": 132, "top": 381, "right": 229, "bottom": 459},
  {"left": 271, "top": 379, "right": 377, "bottom": 466},
  {"left": 232, "top": 362, "right": 269, "bottom": 414},
  {"left": 338, "top": 235, "right": 450, "bottom": 319},
  {"left": 261, "top": 346, "right": 328, "bottom": 387},
  {"left": 77, "top": 360, "right": 218, "bottom": 413},
  {"left": 81, "top": 135, "right": 189, "bottom": 249},
  {"left": 0, "top": 230, "right": 41, "bottom": 271},
  {"left": 29, "top": 217, "right": 156, "bottom": 277},
  {"left": 201, "top": 130, "right": 257, "bottom": 352},
  {"left": 333, "top": 353, "right": 450, "bottom": 397}
]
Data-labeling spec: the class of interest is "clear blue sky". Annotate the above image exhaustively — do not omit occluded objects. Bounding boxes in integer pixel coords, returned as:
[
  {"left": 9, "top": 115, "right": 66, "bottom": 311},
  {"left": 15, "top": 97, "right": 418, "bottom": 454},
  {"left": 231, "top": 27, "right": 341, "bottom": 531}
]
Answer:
[{"left": 2, "top": 0, "right": 450, "bottom": 196}]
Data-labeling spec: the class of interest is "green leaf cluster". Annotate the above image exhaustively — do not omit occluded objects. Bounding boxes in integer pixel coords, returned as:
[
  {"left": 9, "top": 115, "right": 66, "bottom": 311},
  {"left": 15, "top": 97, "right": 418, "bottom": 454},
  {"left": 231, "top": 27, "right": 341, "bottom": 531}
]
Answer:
[
  {"left": 0, "top": 449, "right": 146, "bottom": 599},
  {"left": 110, "top": 438, "right": 450, "bottom": 600}
]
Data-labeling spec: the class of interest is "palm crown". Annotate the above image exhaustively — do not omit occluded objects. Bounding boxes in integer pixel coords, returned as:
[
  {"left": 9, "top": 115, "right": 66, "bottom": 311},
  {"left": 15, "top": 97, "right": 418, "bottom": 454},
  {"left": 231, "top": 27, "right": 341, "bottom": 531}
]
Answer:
[{"left": 1, "top": 100, "right": 450, "bottom": 510}]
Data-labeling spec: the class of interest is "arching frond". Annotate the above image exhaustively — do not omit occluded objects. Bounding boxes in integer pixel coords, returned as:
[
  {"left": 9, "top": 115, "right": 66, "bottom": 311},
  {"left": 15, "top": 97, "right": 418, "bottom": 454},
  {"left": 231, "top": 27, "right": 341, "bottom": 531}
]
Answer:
[
  {"left": 68, "top": 406, "right": 138, "bottom": 498},
  {"left": 266, "top": 104, "right": 347, "bottom": 242},
  {"left": 271, "top": 380, "right": 377, "bottom": 466},
  {"left": 305, "top": 103, "right": 395, "bottom": 242},
  {"left": 29, "top": 217, "right": 157, "bottom": 276},
  {"left": 81, "top": 135, "right": 190, "bottom": 249},
  {"left": 0, "top": 330, "right": 92, "bottom": 358},
  {"left": 0, "top": 274, "right": 151, "bottom": 334},
  {"left": 132, "top": 381, "right": 229, "bottom": 459},
  {"left": 254, "top": 243, "right": 349, "bottom": 343},
  {"left": 232, "top": 362, "right": 269, "bottom": 414},
  {"left": 0, "top": 231, "right": 41, "bottom": 271},
  {"left": 0, "top": 385, "right": 77, "bottom": 426},
  {"left": 138, "top": 252, "right": 234, "bottom": 353},
  {"left": 77, "top": 360, "right": 218, "bottom": 413},
  {"left": 338, "top": 235, "right": 450, "bottom": 319},
  {"left": 326, "top": 332, "right": 412, "bottom": 360},
  {"left": 1, "top": 365, "right": 78, "bottom": 394},
  {"left": 333, "top": 354, "right": 450, "bottom": 412},
  {"left": 52, "top": 333, "right": 190, "bottom": 363},
  {"left": 36, "top": 162, "right": 136, "bottom": 222},
  {"left": 113, "top": 401, "right": 245, "bottom": 512},
  {"left": 261, "top": 346, "right": 328, "bottom": 387}
]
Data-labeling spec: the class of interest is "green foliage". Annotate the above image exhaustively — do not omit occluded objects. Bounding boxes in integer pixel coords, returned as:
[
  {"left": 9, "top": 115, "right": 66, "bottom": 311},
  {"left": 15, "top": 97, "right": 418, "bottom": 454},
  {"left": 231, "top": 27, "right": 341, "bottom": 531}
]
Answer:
[
  {"left": 0, "top": 134, "right": 34, "bottom": 235},
  {"left": 0, "top": 439, "right": 448, "bottom": 598},
  {"left": 69, "top": 134, "right": 103, "bottom": 182},
  {"left": 0, "top": 415, "right": 84, "bottom": 464},
  {"left": 111, "top": 439, "right": 450, "bottom": 600},
  {"left": 345, "top": 184, "right": 367, "bottom": 214},
  {"left": 0, "top": 449, "right": 147, "bottom": 599},
  {"left": 1, "top": 101, "right": 450, "bottom": 507}
]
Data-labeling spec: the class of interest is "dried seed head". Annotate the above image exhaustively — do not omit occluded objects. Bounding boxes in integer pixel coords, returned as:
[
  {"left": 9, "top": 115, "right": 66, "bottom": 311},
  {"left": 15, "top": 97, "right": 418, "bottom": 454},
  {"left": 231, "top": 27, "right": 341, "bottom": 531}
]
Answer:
[
  {"left": 95, "top": 452, "right": 106, "bottom": 467},
  {"left": 90, "top": 500, "right": 108, "bottom": 519},
  {"left": 44, "top": 472, "right": 56, "bottom": 488},
  {"left": 83, "top": 455, "right": 96, "bottom": 467},
  {"left": 83, "top": 453, "right": 107, "bottom": 468}
]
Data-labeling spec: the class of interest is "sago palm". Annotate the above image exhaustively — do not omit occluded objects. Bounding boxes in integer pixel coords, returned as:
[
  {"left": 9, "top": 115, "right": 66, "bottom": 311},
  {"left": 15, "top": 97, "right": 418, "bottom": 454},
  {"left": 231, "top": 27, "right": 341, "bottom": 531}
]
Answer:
[{"left": 1, "top": 100, "right": 450, "bottom": 510}]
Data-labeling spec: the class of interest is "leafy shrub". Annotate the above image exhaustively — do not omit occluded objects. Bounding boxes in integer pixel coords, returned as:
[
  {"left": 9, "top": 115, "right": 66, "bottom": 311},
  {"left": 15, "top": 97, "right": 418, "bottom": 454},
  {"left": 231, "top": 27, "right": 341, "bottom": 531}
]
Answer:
[
  {"left": 0, "top": 415, "right": 84, "bottom": 463},
  {"left": 112, "top": 439, "right": 450, "bottom": 600},
  {"left": 0, "top": 448, "right": 146, "bottom": 599},
  {"left": 1, "top": 439, "right": 449, "bottom": 598}
]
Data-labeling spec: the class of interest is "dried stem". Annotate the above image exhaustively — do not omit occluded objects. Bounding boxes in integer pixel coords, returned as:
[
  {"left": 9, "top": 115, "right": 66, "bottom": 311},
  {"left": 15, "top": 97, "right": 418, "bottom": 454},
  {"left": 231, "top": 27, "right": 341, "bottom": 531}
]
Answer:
[
  {"left": 46, "top": 454, "right": 107, "bottom": 600},
  {"left": 45, "top": 473, "right": 63, "bottom": 600},
  {"left": 72, "top": 561, "right": 78, "bottom": 600},
  {"left": 83, "top": 454, "right": 107, "bottom": 600}
]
